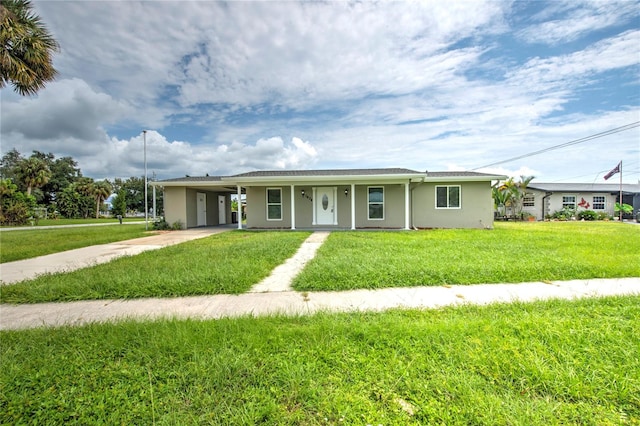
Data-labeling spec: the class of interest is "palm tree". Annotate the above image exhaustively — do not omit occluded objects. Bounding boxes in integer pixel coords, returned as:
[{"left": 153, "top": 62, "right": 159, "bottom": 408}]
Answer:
[
  {"left": 16, "top": 157, "right": 50, "bottom": 195},
  {"left": 1, "top": 0, "right": 60, "bottom": 96},
  {"left": 91, "top": 180, "right": 112, "bottom": 218}
]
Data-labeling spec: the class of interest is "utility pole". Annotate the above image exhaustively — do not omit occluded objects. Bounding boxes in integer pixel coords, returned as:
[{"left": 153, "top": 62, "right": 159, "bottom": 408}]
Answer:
[{"left": 143, "top": 130, "right": 148, "bottom": 230}]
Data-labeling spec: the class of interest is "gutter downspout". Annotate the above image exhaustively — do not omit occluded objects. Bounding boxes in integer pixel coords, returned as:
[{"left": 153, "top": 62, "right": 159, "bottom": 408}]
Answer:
[
  {"left": 237, "top": 185, "right": 242, "bottom": 230},
  {"left": 409, "top": 177, "right": 427, "bottom": 230},
  {"left": 541, "top": 192, "right": 552, "bottom": 220}
]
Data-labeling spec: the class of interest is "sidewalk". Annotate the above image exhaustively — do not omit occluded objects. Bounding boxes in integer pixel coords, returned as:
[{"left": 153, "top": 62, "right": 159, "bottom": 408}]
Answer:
[
  {"left": 2, "top": 278, "right": 638, "bottom": 330},
  {"left": 0, "top": 227, "right": 231, "bottom": 285}
]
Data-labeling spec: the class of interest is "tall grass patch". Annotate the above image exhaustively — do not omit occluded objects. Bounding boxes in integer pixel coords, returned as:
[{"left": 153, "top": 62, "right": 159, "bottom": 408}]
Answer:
[
  {"left": 294, "top": 222, "right": 640, "bottom": 291},
  {"left": 1, "top": 231, "right": 310, "bottom": 303},
  {"left": 0, "top": 225, "right": 150, "bottom": 263},
  {"left": 2, "top": 296, "right": 638, "bottom": 424}
]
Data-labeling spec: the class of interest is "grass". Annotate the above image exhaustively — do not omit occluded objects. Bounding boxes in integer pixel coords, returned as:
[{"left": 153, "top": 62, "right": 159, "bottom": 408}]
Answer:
[
  {"left": 0, "top": 231, "right": 311, "bottom": 303},
  {"left": 35, "top": 217, "right": 144, "bottom": 226},
  {"left": 1, "top": 296, "right": 638, "bottom": 424},
  {"left": 293, "top": 222, "right": 640, "bottom": 291},
  {"left": 0, "top": 217, "right": 144, "bottom": 227},
  {"left": 0, "top": 225, "right": 151, "bottom": 263}
]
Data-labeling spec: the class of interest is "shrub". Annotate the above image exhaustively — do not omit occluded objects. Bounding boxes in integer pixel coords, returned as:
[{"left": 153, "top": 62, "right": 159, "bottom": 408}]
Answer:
[
  {"left": 152, "top": 219, "right": 171, "bottom": 230},
  {"left": 548, "top": 207, "right": 576, "bottom": 221},
  {"left": 171, "top": 220, "right": 184, "bottom": 230},
  {"left": 577, "top": 210, "right": 598, "bottom": 221}
]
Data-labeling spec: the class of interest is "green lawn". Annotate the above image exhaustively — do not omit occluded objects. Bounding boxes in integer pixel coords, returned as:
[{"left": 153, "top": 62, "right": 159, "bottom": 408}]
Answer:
[
  {"left": 2, "top": 296, "right": 638, "bottom": 425},
  {"left": 0, "top": 225, "right": 151, "bottom": 263},
  {"left": 0, "top": 231, "right": 311, "bottom": 303},
  {"left": 293, "top": 222, "right": 640, "bottom": 291}
]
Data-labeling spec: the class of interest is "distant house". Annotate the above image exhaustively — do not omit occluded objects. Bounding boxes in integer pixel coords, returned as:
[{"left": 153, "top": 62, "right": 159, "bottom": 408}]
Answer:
[
  {"left": 522, "top": 183, "right": 640, "bottom": 220},
  {"left": 152, "top": 168, "right": 506, "bottom": 230}
]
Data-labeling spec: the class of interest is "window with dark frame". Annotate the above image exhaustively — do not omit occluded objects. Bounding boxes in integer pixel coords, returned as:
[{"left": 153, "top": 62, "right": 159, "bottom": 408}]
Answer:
[
  {"left": 592, "top": 196, "right": 605, "bottom": 210},
  {"left": 562, "top": 195, "right": 576, "bottom": 209},
  {"left": 266, "top": 188, "right": 282, "bottom": 220},
  {"left": 368, "top": 187, "right": 384, "bottom": 219},
  {"left": 436, "top": 185, "right": 461, "bottom": 209}
]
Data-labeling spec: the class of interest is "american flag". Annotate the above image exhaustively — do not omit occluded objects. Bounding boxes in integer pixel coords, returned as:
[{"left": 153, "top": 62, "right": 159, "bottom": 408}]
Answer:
[{"left": 603, "top": 161, "right": 621, "bottom": 180}]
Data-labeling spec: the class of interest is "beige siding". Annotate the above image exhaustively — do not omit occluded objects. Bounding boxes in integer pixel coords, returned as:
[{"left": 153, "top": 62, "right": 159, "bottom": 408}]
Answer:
[
  {"left": 412, "top": 181, "right": 494, "bottom": 229},
  {"left": 355, "top": 184, "right": 405, "bottom": 228},
  {"left": 163, "top": 187, "right": 187, "bottom": 228},
  {"left": 246, "top": 186, "right": 292, "bottom": 229},
  {"left": 164, "top": 187, "right": 232, "bottom": 228},
  {"left": 247, "top": 184, "right": 403, "bottom": 229}
]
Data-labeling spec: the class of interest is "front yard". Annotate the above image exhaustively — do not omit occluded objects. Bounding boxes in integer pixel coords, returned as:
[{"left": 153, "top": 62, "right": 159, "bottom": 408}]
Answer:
[
  {"left": 1, "top": 222, "right": 638, "bottom": 304},
  {"left": 2, "top": 296, "right": 638, "bottom": 424},
  {"left": 293, "top": 222, "right": 640, "bottom": 291}
]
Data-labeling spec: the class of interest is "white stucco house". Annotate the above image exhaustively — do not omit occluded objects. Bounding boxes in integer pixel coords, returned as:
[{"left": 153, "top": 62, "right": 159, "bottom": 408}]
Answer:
[
  {"left": 522, "top": 182, "right": 640, "bottom": 220},
  {"left": 152, "top": 168, "right": 506, "bottom": 230}
]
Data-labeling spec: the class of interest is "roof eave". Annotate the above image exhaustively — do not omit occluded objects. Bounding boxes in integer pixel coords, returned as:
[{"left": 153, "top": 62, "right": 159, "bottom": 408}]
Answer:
[
  {"left": 222, "top": 173, "right": 426, "bottom": 184},
  {"left": 424, "top": 175, "right": 507, "bottom": 182}
]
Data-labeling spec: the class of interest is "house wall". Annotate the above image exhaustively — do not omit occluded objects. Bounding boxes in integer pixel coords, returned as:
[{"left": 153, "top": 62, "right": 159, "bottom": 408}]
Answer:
[
  {"left": 523, "top": 190, "right": 616, "bottom": 219},
  {"left": 164, "top": 187, "right": 231, "bottom": 228},
  {"left": 163, "top": 187, "right": 187, "bottom": 227},
  {"left": 246, "top": 184, "right": 405, "bottom": 229},
  {"left": 354, "top": 184, "right": 405, "bottom": 228},
  {"left": 246, "top": 186, "right": 293, "bottom": 228},
  {"left": 411, "top": 181, "right": 494, "bottom": 229}
]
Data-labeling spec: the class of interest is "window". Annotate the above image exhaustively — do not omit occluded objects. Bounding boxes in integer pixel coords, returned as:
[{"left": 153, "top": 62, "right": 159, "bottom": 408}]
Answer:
[
  {"left": 436, "top": 185, "right": 461, "bottom": 209},
  {"left": 562, "top": 195, "right": 576, "bottom": 209},
  {"left": 368, "top": 187, "right": 384, "bottom": 219},
  {"left": 523, "top": 194, "right": 535, "bottom": 207},
  {"left": 266, "top": 188, "right": 282, "bottom": 220},
  {"left": 593, "top": 196, "right": 605, "bottom": 210}
]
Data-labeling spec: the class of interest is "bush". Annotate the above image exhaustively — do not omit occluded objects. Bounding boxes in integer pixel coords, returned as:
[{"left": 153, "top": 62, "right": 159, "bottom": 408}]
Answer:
[
  {"left": 548, "top": 207, "right": 576, "bottom": 221},
  {"left": 152, "top": 219, "right": 171, "bottom": 230},
  {"left": 577, "top": 210, "right": 598, "bottom": 221},
  {"left": 171, "top": 220, "right": 184, "bottom": 230}
]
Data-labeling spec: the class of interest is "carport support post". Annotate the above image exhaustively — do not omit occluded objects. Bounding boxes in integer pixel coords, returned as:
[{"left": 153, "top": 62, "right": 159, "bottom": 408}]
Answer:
[
  {"left": 237, "top": 185, "right": 242, "bottom": 230},
  {"left": 290, "top": 184, "right": 296, "bottom": 230},
  {"left": 350, "top": 183, "right": 356, "bottom": 230},
  {"left": 404, "top": 181, "right": 410, "bottom": 230}
]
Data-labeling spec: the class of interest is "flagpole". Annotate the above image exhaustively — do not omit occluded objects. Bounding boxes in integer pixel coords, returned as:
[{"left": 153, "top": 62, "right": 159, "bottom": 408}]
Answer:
[{"left": 619, "top": 160, "right": 623, "bottom": 222}]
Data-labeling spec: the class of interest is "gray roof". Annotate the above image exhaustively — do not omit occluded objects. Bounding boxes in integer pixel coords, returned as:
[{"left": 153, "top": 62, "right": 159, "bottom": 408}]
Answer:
[
  {"left": 528, "top": 182, "right": 640, "bottom": 193},
  {"left": 158, "top": 176, "right": 223, "bottom": 183},
  {"left": 230, "top": 168, "right": 423, "bottom": 178},
  {"left": 426, "top": 171, "right": 504, "bottom": 178}
]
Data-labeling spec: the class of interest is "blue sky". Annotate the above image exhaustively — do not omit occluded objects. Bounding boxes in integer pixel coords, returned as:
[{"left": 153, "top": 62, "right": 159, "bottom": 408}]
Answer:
[{"left": 1, "top": 0, "right": 639, "bottom": 183}]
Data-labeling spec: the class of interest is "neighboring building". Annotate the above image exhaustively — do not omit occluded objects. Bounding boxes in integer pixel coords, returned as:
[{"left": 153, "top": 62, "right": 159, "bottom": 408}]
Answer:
[
  {"left": 152, "top": 168, "right": 506, "bottom": 230},
  {"left": 522, "top": 183, "right": 640, "bottom": 220}
]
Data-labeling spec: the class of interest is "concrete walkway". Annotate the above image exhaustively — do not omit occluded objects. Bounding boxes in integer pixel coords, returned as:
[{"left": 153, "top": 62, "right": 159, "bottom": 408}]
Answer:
[
  {"left": 1, "top": 278, "right": 638, "bottom": 330},
  {"left": 0, "top": 227, "right": 230, "bottom": 285},
  {"left": 249, "top": 232, "right": 330, "bottom": 293}
]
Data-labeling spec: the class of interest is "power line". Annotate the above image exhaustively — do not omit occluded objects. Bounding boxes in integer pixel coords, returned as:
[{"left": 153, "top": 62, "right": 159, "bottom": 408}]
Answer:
[{"left": 472, "top": 121, "right": 640, "bottom": 170}]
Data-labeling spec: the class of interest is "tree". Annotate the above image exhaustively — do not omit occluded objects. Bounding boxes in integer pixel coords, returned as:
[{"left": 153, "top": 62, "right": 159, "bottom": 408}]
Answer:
[
  {"left": 110, "top": 189, "right": 127, "bottom": 217},
  {"left": 37, "top": 153, "right": 82, "bottom": 205},
  {"left": 0, "top": 148, "right": 23, "bottom": 181},
  {"left": 0, "top": 177, "right": 36, "bottom": 225},
  {"left": 57, "top": 184, "right": 93, "bottom": 219},
  {"left": 16, "top": 156, "right": 50, "bottom": 196},
  {"left": 90, "top": 180, "right": 112, "bottom": 218},
  {"left": 0, "top": 0, "right": 60, "bottom": 96}
]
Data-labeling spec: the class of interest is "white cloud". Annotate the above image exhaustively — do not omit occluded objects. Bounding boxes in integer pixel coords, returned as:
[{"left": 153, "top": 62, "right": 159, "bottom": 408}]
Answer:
[{"left": 517, "top": 1, "right": 637, "bottom": 44}]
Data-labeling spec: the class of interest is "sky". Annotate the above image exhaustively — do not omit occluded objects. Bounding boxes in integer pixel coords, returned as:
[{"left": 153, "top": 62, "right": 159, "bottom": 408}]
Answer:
[{"left": 1, "top": 0, "right": 639, "bottom": 184}]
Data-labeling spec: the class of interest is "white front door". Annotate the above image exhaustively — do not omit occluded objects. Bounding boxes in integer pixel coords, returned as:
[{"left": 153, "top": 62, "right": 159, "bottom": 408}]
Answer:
[
  {"left": 314, "top": 187, "right": 337, "bottom": 225},
  {"left": 218, "top": 195, "right": 226, "bottom": 224},
  {"left": 197, "top": 192, "right": 207, "bottom": 227}
]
